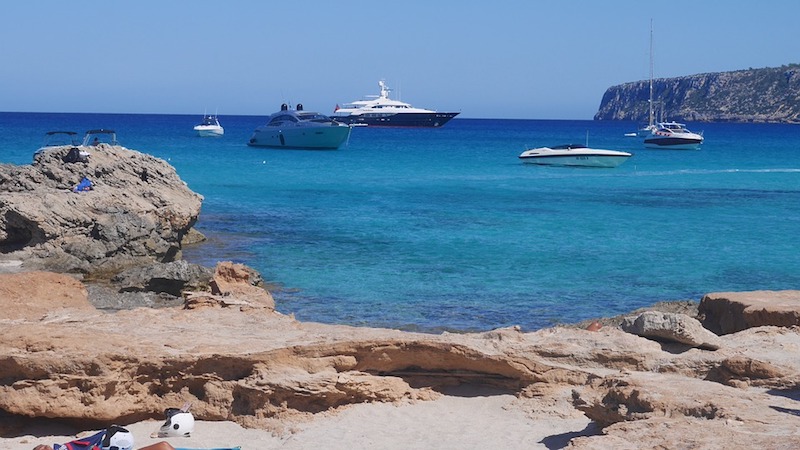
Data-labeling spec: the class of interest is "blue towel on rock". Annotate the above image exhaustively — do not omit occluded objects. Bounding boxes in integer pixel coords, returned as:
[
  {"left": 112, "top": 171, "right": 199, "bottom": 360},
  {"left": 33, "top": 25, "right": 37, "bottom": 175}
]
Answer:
[{"left": 73, "top": 176, "right": 93, "bottom": 192}]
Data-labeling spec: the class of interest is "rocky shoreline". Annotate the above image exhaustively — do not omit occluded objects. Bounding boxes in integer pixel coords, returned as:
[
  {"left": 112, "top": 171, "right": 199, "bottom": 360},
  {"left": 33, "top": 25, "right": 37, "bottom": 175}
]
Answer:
[{"left": 2, "top": 145, "right": 799, "bottom": 448}]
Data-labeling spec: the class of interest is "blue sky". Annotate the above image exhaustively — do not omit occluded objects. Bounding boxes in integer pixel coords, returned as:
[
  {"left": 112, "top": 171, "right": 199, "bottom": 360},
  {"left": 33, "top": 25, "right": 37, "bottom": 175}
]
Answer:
[{"left": 2, "top": 1, "right": 797, "bottom": 119}]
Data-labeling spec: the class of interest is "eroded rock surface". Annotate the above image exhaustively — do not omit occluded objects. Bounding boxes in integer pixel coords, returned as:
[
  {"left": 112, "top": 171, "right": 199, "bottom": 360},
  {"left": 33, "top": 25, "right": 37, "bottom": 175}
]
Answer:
[
  {"left": 2, "top": 273, "right": 800, "bottom": 448},
  {"left": 621, "top": 310, "right": 722, "bottom": 349},
  {"left": 112, "top": 260, "right": 213, "bottom": 296},
  {"left": 700, "top": 290, "right": 800, "bottom": 335},
  {"left": 0, "top": 144, "right": 202, "bottom": 276}
]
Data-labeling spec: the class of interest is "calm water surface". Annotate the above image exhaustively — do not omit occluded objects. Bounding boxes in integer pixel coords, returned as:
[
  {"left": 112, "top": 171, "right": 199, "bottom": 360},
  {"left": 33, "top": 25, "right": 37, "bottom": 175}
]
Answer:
[{"left": 2, "top": 112, "right": 799, "bottom": 331}]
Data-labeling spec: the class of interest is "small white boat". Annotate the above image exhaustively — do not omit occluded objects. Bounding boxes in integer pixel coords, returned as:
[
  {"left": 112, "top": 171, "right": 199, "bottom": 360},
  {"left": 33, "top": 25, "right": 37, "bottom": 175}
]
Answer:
[
  {"left": 519, "top": 144, "right": 632, "bottom": 168},
  {"left": 636, "top": 124, "right": 658, "bottom": 137},
  {"left": 193, "top": 114, "right": 224, "bottom": 137},
  {"left": 643, "top": 121, "right": 703, "bottom": 150},
  {"left": 247, "top": 103, "right": 351, "bottom": 149},
  {"left": 34, "top": 131, "right": 89, "bottom": 161},
  {"left": 624, "top": 126, "right": 656, "bottom": 138}
]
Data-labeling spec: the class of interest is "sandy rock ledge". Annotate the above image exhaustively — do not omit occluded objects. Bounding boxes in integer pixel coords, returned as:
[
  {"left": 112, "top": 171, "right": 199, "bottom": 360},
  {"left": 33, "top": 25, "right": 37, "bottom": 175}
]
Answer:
[{"left": 1, "top": 271, "right": 800, "bottom": 448}]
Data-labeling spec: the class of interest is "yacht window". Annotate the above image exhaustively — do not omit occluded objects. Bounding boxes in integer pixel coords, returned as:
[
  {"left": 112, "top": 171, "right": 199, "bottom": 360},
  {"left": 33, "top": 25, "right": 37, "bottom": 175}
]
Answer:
[
  {"left": 268, "top": 115, "right": 298, "bottom": 125},
  {"left": 300, "top": 114, "right": 332, "bottom": 122}
]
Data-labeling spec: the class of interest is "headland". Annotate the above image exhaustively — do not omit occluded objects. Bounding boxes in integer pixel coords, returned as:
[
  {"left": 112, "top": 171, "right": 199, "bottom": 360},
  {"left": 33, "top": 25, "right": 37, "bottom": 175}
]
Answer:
[{"left": 595, "top": 63, "right": 800, "bottom": 123}]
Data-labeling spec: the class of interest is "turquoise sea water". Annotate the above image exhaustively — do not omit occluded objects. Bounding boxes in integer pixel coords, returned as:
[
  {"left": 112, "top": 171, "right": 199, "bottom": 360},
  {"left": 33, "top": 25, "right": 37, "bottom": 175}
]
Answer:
[{"left": 2, "top": 112, "right": 799, "bottom": 331}]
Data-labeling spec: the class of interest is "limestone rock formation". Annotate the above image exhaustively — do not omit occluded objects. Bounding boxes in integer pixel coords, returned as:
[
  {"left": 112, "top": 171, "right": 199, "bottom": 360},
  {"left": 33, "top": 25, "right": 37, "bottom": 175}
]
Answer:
[
  {"left": 621, "top": 311, "right": 722, "bottom": 350},
  {"left": 0, "top": 271, "right": 92, "bottom": 321},
  {"left": 595, "top": 64, "right": 800, "bottom": 123},
  {"left": 2, "top": 272, "right": 800, "bottom": 448},
  {"left": 112, "top": 260, "right": 213, "bottom": 296},
  {"left": 185, "top": 261, "right": 275, "bottom": 311},
  {"left": 0, "top": 144, "right": 203, "bottom": 276},
  {"left": 699, "top": 290, "right": 800, "bottom": 335}
]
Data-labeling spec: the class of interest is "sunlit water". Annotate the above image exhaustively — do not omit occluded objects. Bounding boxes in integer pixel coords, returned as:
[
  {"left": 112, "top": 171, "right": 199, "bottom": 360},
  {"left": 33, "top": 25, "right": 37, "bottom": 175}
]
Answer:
[{"left": 2, "top": 112, "right": 799, "bottom": 331}]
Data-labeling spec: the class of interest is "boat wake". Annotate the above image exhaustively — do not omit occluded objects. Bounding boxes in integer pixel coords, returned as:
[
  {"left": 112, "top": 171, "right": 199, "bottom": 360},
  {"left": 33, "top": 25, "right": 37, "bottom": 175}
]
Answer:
[{"left": 632, "top": 167, "right": 800, "bottom": 177}]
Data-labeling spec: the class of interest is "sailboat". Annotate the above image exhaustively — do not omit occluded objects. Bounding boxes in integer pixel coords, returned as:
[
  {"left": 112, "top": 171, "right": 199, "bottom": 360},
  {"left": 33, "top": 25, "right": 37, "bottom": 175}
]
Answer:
[
  {"left": 634, "top": 20, "right": 704, "bottom": 150},
  {"left": 626, "top": 20, "right": 658, "bottom": 137}
]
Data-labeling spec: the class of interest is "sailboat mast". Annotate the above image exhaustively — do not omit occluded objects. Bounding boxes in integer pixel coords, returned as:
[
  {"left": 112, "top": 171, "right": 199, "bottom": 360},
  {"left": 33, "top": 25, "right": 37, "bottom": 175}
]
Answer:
[{"left": 648, "top": 19, "right": 654, "bottom": 128}]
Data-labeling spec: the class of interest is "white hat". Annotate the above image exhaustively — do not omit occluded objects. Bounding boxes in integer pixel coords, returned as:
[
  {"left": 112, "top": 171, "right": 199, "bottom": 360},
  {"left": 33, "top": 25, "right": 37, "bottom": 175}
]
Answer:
[
  {"left": 158, "top": 408, "right": 195, "bottom": 437},
  {"left": 101, "top": 425, "right": 134, "bottom": 450}
]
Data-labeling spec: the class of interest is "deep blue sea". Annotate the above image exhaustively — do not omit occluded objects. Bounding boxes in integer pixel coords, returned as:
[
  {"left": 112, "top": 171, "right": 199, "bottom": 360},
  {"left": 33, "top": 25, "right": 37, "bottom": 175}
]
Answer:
[{"left": 2, "top": 112, "right": 799, "bottom": 332}]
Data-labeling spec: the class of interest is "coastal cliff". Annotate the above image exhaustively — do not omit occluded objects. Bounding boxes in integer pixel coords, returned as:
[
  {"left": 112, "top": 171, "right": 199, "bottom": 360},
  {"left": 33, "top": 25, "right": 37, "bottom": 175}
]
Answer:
[{"left": 594, "top": 64, "right": 800, "bottom": 123}]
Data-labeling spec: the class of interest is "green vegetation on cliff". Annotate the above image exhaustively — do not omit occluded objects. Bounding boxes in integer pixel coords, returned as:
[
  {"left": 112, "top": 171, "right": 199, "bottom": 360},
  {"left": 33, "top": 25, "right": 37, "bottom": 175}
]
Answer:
[{"left": 595, "top": 64, "right": 800, "bottom": 123}]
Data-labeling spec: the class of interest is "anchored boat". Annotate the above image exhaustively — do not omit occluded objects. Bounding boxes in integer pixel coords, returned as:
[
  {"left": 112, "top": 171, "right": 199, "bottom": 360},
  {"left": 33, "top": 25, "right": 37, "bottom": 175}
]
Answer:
[
  {"left": 247, "top": 103, "right": 351, "bottom": 149},
  {"left": 519, "top": 144, "right": 632, "bottom": 168},
  {"left": 331, "top": 80, "right": 459, "bottom": 127}
]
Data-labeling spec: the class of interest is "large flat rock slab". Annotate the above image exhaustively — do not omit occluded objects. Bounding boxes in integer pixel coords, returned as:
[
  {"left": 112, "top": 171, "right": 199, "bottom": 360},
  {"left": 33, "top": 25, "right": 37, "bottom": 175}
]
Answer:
[{"left": 699, "top": 290, "right": 800, "bottom": 335}]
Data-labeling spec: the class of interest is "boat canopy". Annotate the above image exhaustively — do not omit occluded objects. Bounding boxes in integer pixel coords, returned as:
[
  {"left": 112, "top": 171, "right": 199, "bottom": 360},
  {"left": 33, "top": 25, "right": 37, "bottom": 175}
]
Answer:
[
  {"left": 82, "top": 129, "right": 118, "bottom": 146},
  {"left": 267, "top": 114, "right": 299, "bottom": 126},
  {"left": 41, "top": 131, "right": 80, "bottom": 147}
]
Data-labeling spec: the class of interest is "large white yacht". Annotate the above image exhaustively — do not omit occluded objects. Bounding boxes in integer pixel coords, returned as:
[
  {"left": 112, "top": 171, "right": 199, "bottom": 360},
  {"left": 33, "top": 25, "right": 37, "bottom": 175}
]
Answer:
[
  {"left": 247, "top": 103, "right": 351, "bottom": 149},
  {"left": 643, "top": 122, "right": 704, "bottom": 150},
  {"left": 331, "top": 80, "right": 459, "bottom": 127},
  {"left": 519, "top": 144, "right": 632, "bottom": 168}
]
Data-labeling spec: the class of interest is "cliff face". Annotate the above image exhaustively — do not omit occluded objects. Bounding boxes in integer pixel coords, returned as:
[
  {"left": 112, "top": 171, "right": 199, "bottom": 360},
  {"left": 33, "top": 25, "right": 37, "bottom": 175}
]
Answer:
[{"left": 594, "top": 64, "right": 800, "bottom": 123}]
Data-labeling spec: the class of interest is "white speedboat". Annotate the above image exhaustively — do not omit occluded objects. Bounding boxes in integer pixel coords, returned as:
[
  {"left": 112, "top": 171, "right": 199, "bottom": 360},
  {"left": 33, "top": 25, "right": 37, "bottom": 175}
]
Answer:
[
  {"left": 193, "top": 114, "right": 224, "bottom": 137},
  {"left": 519, "top": 144, "right": 632, "bottom": 168},
  {"left": 643, "top": 122, "right": 703, "bottom": 150},
  {"left": 331, "top": 80, "right": 459, "bottom": 127},
  {"left": 34, "top": 131, "right": 89, "bottom": 161},
  {"left": 247, "top": 103, "right": 351, "bottom": 149}
]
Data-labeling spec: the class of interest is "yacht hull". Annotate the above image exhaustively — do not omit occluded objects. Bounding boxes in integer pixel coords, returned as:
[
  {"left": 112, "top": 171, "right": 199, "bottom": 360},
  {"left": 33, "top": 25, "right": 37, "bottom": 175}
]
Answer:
[
  {"left": 519, "top": 145, "right": 631, "bottom": 168},
  {"left": 194, "top": 125, "right": 224, "bottom": 137},
  {"left": 331, "top": 112, "right": 459, "bottom": 127},
  {"left": 520, "top": 154, "right": 630, "bottom": 168},
  {"left": 643, "top": 137, "right": 702, "bottom": 150},
  {"left": 247, "top": 125, "right": 351, "bottom": 149}
]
